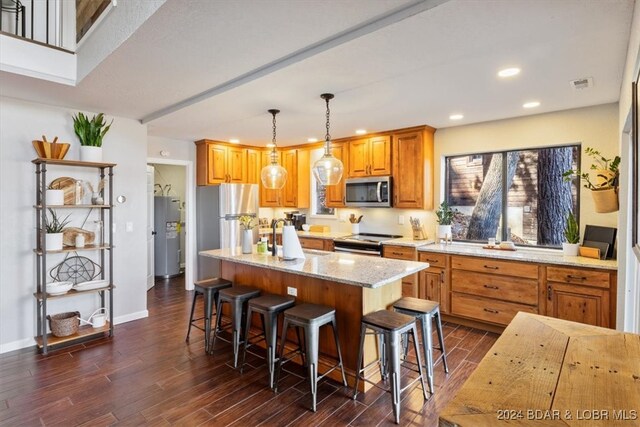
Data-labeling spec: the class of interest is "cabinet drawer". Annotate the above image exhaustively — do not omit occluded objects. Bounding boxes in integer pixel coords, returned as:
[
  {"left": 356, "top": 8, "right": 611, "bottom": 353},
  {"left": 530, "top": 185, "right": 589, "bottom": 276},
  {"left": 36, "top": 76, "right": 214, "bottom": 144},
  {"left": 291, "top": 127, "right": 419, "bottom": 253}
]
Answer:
[
  {"left": 451, "top": 292, "right": 538, "bottom": 326},
  {"left": 298, "top": 238, "right": 325, "bottom": 250},
  {"left": 451, "top": 256, "right": 538, "bottom": 279},
  {"left": 451, "top": 270, "right": 538, "bottom": 306},
  {"left": 383, "top": 245, "right": 416, "bottom": 260},
  {"left": 546, "top": 267, "right": 610, "bottom": 289},
  {"left": 418, "top": 252, "right": 446, "bottom": 268}
]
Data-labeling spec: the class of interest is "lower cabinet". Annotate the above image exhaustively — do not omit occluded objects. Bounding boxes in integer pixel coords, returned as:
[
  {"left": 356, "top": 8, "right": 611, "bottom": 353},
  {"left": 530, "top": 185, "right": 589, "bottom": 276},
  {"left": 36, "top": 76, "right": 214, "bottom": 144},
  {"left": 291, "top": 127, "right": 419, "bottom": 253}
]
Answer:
[
  {"left": 418, "top": 252, "right": 448, "bottom": 313},
  {"left": 298, "top": 237, "right": 334, "bottom": 252},
  {"left": 383, "top": 245, "right": 418, "bottom": 297}
]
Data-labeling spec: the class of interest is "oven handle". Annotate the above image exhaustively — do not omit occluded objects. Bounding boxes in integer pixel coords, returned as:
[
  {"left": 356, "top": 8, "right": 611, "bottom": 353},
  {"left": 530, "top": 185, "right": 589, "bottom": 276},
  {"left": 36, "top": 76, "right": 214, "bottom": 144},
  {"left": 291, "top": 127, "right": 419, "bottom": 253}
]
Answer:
[
  {"left": 376, "top": 182, "right": 382, "bottom": 202},
  {"left": 334, "top": 246, "right": 381, "bottom": 256}
]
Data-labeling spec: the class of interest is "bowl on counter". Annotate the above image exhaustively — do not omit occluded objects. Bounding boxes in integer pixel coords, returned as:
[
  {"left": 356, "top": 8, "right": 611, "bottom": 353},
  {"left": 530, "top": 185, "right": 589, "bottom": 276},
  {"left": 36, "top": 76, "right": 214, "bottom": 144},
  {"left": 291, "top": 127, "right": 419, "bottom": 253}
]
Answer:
[
  {"left": 46, "top": 281, "right": 73, "bottom": 296},
  {"left": 301, "top": 224, "right": 311, "bottom": 232},
  {"left": 499, "top": 241, "right": 516, "bottom": 250}
]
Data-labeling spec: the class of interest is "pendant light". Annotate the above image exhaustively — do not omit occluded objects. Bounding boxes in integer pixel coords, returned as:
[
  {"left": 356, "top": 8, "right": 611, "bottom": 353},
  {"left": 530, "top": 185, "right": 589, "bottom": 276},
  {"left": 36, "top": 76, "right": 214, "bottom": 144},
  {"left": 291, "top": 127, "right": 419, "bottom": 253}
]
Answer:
[
  {"left": 260, "top": 109, "right": 287, "bottom": 190},
  {"left": 312, "top": 93, "right": 344, "bottom": 186}
]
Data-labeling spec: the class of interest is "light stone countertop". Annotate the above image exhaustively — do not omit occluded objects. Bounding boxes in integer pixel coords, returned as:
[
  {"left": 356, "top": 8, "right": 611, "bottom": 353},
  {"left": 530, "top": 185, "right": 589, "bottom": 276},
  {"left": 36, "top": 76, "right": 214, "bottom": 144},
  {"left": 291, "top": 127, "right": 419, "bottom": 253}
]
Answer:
[
  {"left": 417, "top": 243, "right": 618, "bottom": 270},
  {"left": 200, "top": 247, "right": 429, "bottom": 288},
  {"left": 258, "top": 228, "right": 351, "bottom": 240},
  {"left": 381, "top": 238, "right": 435, "bottom": 248}
]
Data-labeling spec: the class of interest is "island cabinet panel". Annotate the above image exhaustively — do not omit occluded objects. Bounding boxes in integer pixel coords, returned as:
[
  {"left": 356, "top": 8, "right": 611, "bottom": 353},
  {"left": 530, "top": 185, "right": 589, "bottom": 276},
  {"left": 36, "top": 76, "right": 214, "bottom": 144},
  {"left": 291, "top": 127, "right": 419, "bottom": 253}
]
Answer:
[
  {"left": 391, "top": 127, "right": 434, "bottom": 209},
  {"left": 325, "top": 142, "right": 349, "bottom": 208},
  {"left": 383, "top": 245, "right": 418, "bottom": 297}
]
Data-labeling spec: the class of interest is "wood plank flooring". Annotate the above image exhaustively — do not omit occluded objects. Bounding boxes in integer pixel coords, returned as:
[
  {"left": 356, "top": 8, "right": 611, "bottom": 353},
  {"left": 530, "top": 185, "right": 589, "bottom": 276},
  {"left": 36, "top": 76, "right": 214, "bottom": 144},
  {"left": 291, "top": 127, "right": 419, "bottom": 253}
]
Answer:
[{"left": 0, "top": 276, "right": 499, "bottom": 426}]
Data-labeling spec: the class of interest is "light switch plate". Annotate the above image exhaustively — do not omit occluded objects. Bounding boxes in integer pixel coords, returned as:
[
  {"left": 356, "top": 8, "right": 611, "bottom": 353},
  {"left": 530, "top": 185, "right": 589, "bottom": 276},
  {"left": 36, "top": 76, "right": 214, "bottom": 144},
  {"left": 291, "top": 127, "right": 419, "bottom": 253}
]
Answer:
[
  {"left": 287, "top": 286, "right": 298, "bottom": 297},
  {"left": 398, "top": 215, "right": 404, "bottom": 225}
]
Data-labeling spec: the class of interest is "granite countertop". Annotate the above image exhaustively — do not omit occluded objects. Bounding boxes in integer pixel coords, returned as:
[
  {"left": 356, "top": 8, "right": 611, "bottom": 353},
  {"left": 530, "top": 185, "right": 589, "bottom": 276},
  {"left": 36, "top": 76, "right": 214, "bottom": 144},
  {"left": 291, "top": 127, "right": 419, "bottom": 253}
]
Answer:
[
  {"left": 417, "top": 243, "right": 618, "bottom": 270},
  {"left": 258, "top": 228, "right": 351, "bottom": 240},
  {"left": 381, "top": 238, "right": 435, "bottom": 248},
  {"left": 200, "top": 247, "right": 429, "bottom": 288}
]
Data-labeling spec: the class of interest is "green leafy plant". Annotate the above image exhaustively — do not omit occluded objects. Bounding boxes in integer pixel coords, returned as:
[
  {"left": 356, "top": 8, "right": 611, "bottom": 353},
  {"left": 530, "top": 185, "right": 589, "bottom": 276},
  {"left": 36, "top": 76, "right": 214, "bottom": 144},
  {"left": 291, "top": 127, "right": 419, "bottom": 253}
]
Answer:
[
  {"left": 563, "top": 147, "right": 620, "bottom": 190},
  {"left": 72, "top": 113, "right": 113, "bottom": 147},
  {"left": 44, "top": 208, "right": 71, "bottom": 233},
  {"left": 563, "top": 212, "right": 580, "bottom": 244},
  {"left": 239, "top": 215, "right": 256, "bottom": 230},
  {"left": 436, "top": 201, "right": 457, "bottom": 225}
]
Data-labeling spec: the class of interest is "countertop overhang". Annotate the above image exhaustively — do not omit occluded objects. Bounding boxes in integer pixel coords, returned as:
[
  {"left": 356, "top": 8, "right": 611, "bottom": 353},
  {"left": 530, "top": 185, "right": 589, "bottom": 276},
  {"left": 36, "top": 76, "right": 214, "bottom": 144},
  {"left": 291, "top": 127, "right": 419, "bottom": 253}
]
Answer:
[{"left": 200, "top": 247, "right": 428, "bottom": 288}]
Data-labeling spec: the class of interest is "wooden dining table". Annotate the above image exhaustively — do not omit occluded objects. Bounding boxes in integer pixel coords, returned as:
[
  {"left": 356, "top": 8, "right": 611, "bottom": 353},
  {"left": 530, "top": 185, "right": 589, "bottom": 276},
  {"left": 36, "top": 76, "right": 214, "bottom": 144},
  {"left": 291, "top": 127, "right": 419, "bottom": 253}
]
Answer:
[{"left": 439, "top": 312, "right": 640, "bottom": 426}]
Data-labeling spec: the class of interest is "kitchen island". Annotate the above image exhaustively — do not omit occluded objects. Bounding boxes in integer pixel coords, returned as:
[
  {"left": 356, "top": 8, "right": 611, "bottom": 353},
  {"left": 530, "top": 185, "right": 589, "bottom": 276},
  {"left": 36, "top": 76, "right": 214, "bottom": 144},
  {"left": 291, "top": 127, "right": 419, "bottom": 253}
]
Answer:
[{"left": 200, "top": 247, "right": 429, "bottom": 390}]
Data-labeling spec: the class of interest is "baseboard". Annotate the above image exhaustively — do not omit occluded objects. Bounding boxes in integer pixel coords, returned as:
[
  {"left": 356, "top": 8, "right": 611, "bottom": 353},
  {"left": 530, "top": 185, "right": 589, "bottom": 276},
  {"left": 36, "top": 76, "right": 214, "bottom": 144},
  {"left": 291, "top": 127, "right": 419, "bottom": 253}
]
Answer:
[
  {"left": 113, "top": 310, "right": 148, "bottom": 325},
  {"left": 0, "top": 337, "right": 36, "bottom": 354}
]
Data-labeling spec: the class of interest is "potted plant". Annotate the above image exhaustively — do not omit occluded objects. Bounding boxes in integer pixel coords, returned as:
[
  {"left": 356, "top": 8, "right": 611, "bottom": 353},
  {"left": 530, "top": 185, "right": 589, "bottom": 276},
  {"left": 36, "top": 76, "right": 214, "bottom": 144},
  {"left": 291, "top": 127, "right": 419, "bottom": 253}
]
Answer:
[
  {"left": 44, "top": 208, "right": 71, "bottom": 251},
  {"left": 72, "top": 112, "right": 113, "bottom": 163},
  {"left": 563, "top": 147, "right": 620, "bottom": 213},
  {"left": 239, "top": 215, "right": 256, "bottom": 254},
  {"left": 436, "top": 201, "right": 456, "bottom": 239},
  {"left": 562, "top": 212, "right": 580, "bottom": 256}
]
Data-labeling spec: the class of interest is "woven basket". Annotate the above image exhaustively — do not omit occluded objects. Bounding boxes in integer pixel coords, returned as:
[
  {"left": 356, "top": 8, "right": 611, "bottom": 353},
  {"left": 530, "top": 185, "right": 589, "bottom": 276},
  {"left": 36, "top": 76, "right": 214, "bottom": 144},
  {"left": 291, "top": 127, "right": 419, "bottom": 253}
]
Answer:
[
  {"left": 591, "top": 187, "right": 619, "bottom": 213},
  {"left": 48, "top": 311, "right": 80, "bottom": 337}
]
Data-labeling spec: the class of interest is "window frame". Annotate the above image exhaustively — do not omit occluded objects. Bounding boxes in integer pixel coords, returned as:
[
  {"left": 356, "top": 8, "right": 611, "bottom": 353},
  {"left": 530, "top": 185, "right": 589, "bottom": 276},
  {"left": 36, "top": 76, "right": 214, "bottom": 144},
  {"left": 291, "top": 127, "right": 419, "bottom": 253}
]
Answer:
[{"left": 444, "top": 143, "right": 581, "bottom": 249}]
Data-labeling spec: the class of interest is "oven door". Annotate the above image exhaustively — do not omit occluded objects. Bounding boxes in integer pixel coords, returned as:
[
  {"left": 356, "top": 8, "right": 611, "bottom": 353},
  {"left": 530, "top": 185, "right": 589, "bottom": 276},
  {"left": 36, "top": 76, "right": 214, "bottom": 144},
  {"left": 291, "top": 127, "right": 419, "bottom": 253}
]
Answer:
[{"left": 345, "top": 177, "right": 391, "bottom": 207}]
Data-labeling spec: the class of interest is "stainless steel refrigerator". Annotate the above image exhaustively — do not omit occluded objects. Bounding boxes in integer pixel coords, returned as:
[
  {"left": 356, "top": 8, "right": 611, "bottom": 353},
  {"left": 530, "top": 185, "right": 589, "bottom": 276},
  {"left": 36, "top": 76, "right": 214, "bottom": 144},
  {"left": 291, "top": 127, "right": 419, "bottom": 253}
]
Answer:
[
  {"left": 196, "top": 184, "right": 258, "bottom": 279},
  {"left": 154, "top": 196, "right": 181, "bottom": 278}
]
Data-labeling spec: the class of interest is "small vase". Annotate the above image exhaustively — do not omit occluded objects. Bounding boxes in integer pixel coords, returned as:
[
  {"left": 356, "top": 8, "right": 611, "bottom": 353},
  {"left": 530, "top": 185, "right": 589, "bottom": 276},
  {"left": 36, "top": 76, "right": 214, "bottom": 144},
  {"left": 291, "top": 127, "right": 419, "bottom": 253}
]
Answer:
[
  {"left": 80, "top": 146, "right": 103, "bottom": 163},
  {"left": 562, "top": 243, "right": 580, "bottom": 256},
  {"left": 46, "top": 233, "right": 64, "bottom": 251},
  {"left": 91, "top": 192, "right": 104, "bottom": 205},
  {"left": 437, "top": 224, "right": 452, "bottom": 239},
  {"left": 351, "top": 223, "right": 360, "bottom": 234},
  {"left": 242, "top": 229, "right": 253, "bottom": 254},
  {"left": 46, "top": 189, "right": 64, "bottom": 206}
]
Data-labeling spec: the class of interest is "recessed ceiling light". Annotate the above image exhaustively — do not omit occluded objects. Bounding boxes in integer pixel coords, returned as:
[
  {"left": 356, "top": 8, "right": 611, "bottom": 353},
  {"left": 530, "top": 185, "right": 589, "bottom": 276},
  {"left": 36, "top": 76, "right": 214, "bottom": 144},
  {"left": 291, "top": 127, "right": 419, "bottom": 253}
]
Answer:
[
  {"left": 449, "top": 114, "right": 464, "bottom": 120},
  {"left": 498, "top": 67, "right": 521, "bottom": 78},
  {"left": 266, "top": 143, "right": 275, "bottom": 148},
  {"left": 355, "top": 129, "right": 367, "bottom": 135},
  {"left": 307, "top": 138, "right": 318, "bottom": 143},
  {"left": 229, "top": 138, "right": 240, "bottom": 143},
  {"left": 523, "top": 101, "right": 540, "bottom": 109}
]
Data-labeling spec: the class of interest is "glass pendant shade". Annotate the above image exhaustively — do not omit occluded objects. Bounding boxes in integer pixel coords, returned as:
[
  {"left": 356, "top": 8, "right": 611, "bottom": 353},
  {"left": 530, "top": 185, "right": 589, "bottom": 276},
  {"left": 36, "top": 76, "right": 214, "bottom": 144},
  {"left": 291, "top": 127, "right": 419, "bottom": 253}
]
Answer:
[
  {"left": 260, "top": 109, "right": 287, "bottom": 190},
  {"left": 313, "top": 93, "right": 344, "bottom": 186}
]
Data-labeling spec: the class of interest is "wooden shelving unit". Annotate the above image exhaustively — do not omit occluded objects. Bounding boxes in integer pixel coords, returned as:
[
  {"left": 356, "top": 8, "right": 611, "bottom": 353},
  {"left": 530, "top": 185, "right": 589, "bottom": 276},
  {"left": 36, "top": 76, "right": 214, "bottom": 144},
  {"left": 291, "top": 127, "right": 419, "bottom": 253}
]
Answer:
[{"left": 33, "top": 158, "right": 116, "bottom": 354}]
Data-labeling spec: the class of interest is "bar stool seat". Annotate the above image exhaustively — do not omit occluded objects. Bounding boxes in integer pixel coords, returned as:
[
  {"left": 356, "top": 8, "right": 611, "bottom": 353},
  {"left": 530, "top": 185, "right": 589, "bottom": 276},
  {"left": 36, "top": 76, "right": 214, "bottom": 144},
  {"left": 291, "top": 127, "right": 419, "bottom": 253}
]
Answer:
[
  {"left": 239, "top": 294, "right": 296, "bottom": 388},
  {"left": 211, "top": 286, "right": 261, "bottom": 368},
  {"left": 392, "top": 297, "right": 449, "bottom": 395},
  {"left": 274, "top": 303, "right": 348, "bottom": 412},
  {"left": 185, "top": 278, "right": 232, "bottom": 352},
  {"left": 353, "top": 309, "right": 428, "bottom": 424}
]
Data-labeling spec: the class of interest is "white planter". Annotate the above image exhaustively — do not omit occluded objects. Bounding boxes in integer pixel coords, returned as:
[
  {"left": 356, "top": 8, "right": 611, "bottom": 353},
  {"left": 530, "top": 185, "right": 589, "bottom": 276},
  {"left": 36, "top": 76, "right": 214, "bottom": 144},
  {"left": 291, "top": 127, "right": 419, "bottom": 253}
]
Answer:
[
  {"left": 562, "top": 243, "right": 580, "bottom": 256},
  {"left": 46, "top": 233, "right": 64, "bottom": 251},
  {"left": 242, "top": 229, "right": 253, "bottom": 254},
  {"left": 437, "top": 224, "right": 452, "bottom": 239},
  {"left": 351, "top": 223, "right": 360, "bottom": 234},
  {"left": 46, "top": 189, "right": 64, "bottom": 205},
  {"left": 80, "top": 146, "right": 103, "bottom": 163}
]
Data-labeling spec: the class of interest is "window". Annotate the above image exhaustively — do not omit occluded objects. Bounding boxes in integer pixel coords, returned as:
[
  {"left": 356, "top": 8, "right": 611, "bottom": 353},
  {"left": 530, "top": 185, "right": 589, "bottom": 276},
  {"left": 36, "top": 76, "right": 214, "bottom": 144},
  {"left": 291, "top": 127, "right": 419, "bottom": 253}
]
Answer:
[{"left": 445, "top": 145, "right": 580, "bottom": 247}]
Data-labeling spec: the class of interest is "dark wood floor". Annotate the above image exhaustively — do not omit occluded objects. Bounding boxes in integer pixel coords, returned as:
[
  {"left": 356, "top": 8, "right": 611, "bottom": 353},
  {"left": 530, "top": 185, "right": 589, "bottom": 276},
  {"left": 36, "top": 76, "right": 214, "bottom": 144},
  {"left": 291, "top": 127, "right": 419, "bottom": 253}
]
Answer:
[{"left": 0, "top": 276, "right": 499, "bottom": 426}]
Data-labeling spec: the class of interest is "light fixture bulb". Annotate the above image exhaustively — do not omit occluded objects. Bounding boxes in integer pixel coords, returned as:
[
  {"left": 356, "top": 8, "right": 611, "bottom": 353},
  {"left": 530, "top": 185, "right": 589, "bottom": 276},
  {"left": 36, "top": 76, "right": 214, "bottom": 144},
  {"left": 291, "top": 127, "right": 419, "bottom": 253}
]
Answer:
[
  {"left": 260, "top": 109, "right": 287, "bottom": 190},
  {"left": 312, "top": 93, "right": 344, "bottom": 186},
  {"left": 498, "top": 67, "right": 521, "bottom": 78},
  {"left": 523, "top": 101, "right": 540, "bottom": 109}
]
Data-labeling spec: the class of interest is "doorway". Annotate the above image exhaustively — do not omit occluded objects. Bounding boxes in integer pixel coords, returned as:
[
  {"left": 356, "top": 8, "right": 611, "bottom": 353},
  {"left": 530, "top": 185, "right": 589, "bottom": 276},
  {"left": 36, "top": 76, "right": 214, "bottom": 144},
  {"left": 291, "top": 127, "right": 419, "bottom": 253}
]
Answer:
[{"left": 147, "top": 157, "right": 195, "bottom": 292}]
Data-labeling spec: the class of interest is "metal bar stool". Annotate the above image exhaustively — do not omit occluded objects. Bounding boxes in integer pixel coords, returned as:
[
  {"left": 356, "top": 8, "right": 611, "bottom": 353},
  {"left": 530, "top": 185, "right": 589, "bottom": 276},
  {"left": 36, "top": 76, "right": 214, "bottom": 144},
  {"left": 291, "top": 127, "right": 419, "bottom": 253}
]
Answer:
[
  {"left": 274, "top": 303, "right": 347, "bottom": 412},
  {"left": 211, "top": 286, "right": 261, "bottom": 367},
  {"left": 393, "top": 297, "right": 449, "bottom": 394},
  {"left": 353, "top": 309, "right": 428, "bottom": 424},
  {"left": 239, "top": 294, "right": 296, "bottom": 388},
  {"left": 185, "top": 278, "right": 232, "bottom": 352}
]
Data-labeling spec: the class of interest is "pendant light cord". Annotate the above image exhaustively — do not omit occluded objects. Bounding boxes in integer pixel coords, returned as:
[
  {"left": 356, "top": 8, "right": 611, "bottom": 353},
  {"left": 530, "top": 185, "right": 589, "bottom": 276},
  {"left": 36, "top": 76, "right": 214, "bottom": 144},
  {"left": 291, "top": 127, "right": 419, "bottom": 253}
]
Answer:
[
  {"left": 270, "top": 109, "right": 279, "bottom": 164},
  {"left": 324, "top": 97, "right": 331, "bottom": 156}
]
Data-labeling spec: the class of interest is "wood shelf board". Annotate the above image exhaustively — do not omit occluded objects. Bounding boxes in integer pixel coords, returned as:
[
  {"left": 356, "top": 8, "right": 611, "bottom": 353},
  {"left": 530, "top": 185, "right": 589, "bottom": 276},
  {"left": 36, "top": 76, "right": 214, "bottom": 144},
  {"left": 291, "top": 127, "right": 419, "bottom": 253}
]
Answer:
[
  {"left": 32, "top": 158, "right": 117, "bottom": 168},
  {"left": 34, "top": 285, "right": 114, "bottom": 300},
  {"left": 34, "top": 204, "right": 112, "bottom": 209},
  {"left": 36, "top": 322, "right": 111, "bottom": 348},
  {"left": 34, "top": 244, "right": 112, "bottom": 255}
]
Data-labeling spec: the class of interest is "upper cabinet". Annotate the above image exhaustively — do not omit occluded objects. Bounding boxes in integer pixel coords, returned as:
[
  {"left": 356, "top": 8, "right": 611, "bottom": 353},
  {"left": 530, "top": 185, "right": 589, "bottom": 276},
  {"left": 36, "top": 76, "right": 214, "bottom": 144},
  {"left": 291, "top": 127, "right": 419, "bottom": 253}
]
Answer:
[
  {"left": 392, "top": 127, "right": 434, "bottom": 209},
  {"left": 259, "top": 149, "right": 310, "bottom": 208},
  {"left": 260, "top": 151, "right": 282, "bottom": 207},
  {"left": 196, "top": 140, "right": 248, "bottom": 185},
  {"left": 246, "top": 149, "right": 261, "bottom": 184},
  {"left": 348, "top": 135, "right": 391, "bottom": 177},
  {"left": 325, "top": 142, "right": 349, "bottom": 208}
]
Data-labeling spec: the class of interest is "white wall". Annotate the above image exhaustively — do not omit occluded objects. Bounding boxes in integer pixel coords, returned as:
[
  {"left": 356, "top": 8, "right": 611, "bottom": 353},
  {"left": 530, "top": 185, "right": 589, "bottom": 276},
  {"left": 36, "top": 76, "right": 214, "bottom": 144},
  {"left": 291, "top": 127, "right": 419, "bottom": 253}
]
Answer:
[{"left": 0, "top": 97, "right": 148, "bottom": 353}]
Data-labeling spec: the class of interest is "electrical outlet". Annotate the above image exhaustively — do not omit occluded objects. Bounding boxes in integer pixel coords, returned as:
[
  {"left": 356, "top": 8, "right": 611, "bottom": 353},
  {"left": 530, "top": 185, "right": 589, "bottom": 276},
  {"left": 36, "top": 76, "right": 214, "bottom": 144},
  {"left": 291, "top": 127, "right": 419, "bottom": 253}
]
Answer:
[
  {"left": 287, "top": 286, "right": 298, "bottom": 297},
  {"left": 340, "top": 214, "right": 347, "bottom": 222},
  {"left": 398, "top": 215, "right": 404, "bottom": 225}
]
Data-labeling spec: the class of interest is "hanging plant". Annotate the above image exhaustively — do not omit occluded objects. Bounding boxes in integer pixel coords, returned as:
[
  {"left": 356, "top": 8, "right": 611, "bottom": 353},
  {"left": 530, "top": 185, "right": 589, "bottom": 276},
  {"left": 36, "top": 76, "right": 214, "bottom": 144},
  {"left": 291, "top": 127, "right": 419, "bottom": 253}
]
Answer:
[{"left": 563, "top": 147, "right": 620, "bottom": 213}]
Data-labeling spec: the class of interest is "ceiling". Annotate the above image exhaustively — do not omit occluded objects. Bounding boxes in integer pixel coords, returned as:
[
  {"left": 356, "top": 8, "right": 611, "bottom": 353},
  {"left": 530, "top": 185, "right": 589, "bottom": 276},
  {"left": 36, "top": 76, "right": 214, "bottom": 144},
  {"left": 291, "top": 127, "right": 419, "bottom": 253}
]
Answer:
[{"left": 0, "top": 0, "right": 634, "bottom": 147}]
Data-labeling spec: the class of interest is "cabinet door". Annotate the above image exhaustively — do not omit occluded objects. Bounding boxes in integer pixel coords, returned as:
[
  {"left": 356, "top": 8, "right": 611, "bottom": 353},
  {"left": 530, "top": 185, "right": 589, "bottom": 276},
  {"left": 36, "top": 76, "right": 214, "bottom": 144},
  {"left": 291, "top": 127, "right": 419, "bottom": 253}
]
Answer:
[
  {"left": 393, "top": 132, "right": 423, "bottom": 208},
  {"left": 207, "top": 144, "right": 228, "bottom": 184},
  {"left": 420, "top": 271, "right": 442, "bottom": 304},
  {"left": 246, "top": 149, "right": 260, "bottom": 184},
  {"left": 546, "top": 283, "right": 610, "bottom": 328},
  {"left": 348, "top": 138, "right": 370, "bottom": 177},
  {"left": 282, "top": 149, "right": 298, "bottom": 207},
  {"left": 325, "top": 142, "right": 348, "bottom": 207},
  {"left": 259, "top": 151, "right": 281, "bottom": 207},
  {"left": 369, "top": 135, "right": 391, "bottom": 176},
  {"left": 227, "top": 146, "right": 246, "bottom": 183}
]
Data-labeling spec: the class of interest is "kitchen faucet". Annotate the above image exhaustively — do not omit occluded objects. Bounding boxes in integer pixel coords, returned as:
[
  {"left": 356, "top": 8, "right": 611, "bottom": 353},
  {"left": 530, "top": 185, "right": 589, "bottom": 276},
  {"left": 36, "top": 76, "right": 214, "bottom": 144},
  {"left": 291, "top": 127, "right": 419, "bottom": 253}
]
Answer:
[{"left": 271, "top": 218, "right": 286, "bottom": 256}]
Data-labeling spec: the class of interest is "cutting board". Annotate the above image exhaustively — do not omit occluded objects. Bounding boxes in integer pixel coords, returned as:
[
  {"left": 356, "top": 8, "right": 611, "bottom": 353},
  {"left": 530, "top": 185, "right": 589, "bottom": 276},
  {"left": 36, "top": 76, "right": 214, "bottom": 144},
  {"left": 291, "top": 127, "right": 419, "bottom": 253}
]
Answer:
[
  {"left": 309, "top": 225, "right": 330, "bottom": 233},
  {"left": 49, "top": 177, "right": 83, "bottom": 205}
]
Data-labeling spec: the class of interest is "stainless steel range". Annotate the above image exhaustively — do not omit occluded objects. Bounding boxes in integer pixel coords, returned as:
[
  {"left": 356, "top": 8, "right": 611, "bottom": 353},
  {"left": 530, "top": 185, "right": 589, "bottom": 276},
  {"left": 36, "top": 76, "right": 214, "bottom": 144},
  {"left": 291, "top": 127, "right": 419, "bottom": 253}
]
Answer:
[{"left": 333, "top": 233, "right": 402, "bottom": 256}]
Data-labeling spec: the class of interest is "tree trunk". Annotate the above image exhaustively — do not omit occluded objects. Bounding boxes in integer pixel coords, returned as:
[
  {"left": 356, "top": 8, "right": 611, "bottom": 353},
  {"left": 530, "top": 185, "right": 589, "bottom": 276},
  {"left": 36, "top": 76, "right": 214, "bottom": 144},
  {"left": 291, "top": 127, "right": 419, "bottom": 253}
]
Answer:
[
  {"left": 537, "top": 147, "right": 574, "bottom": 245},
  {"left": 466, "top": 152, "right": 518, "bottom": 240}
]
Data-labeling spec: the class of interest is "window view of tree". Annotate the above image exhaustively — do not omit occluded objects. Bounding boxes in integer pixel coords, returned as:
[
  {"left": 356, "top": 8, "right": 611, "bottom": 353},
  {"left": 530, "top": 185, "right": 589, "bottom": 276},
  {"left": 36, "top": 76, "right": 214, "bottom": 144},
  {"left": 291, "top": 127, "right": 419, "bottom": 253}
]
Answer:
[{"left": 446, "top": 145, "right": 580, "bottom": 247}]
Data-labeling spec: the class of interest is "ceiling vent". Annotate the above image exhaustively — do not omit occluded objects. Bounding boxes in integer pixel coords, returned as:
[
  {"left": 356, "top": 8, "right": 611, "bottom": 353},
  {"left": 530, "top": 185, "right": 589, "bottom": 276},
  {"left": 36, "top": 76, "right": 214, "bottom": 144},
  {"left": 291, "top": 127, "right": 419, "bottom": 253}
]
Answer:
[{"left": 569, "top": 77, "right": 593, "bottom": 90}]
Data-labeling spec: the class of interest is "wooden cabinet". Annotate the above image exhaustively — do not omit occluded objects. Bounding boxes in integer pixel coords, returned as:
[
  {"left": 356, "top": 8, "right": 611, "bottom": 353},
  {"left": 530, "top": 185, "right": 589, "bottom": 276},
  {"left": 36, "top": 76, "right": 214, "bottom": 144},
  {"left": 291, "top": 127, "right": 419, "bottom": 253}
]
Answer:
[
  {"left": 325, "top": 142, "right": 349, "bottom": 208},
  {"left": 545, "top": 266, "right": 614, "bottom": 327},
  {"left": 392, "top": 127, "right": 434, "bottom": 209},
  {"left": 348, "top": 136, "right": 391, "bottom": 177},
  {"left": 195, "top": 140, "right": 249, "bottom": 185},
  {"left": 298, "top": 237, "right": 334, "bottom": 251},
  {"left": 246, "top": 149, "right": 260, "bottom": 184},
  {"left": 383, "top": 245, "right": 418, "bottom": 297},
  {"left": 418, "top": 252, "right": 448, "bottom": 313},
  {"left": 260, "top": 149, "right": 310, "bottom": 208},
  {"left": 260, "top": 151, "right": 282, "bottom": 207}
]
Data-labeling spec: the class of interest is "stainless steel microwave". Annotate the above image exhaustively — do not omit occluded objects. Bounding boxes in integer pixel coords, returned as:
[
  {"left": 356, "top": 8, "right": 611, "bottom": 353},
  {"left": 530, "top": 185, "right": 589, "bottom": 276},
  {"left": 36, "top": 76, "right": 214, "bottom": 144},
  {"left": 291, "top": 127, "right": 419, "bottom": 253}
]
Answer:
[{"left": 344, "top": 176, "right": 392, "bottom": 207}]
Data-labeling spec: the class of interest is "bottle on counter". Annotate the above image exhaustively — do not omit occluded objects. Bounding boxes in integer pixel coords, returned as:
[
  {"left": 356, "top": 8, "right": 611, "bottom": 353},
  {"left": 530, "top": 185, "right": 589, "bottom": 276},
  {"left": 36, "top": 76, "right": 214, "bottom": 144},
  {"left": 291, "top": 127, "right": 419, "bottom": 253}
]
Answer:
[{"left": 257, "top": 237, "right": 268, "bottom": 254}]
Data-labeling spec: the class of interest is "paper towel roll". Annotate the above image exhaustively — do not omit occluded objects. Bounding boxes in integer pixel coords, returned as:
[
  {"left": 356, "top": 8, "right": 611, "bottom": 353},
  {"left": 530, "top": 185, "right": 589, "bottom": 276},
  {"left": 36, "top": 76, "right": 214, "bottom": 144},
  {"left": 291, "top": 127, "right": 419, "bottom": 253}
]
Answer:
[{"left": 282, "top": 225, "right": 306, "bottom": 260}]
